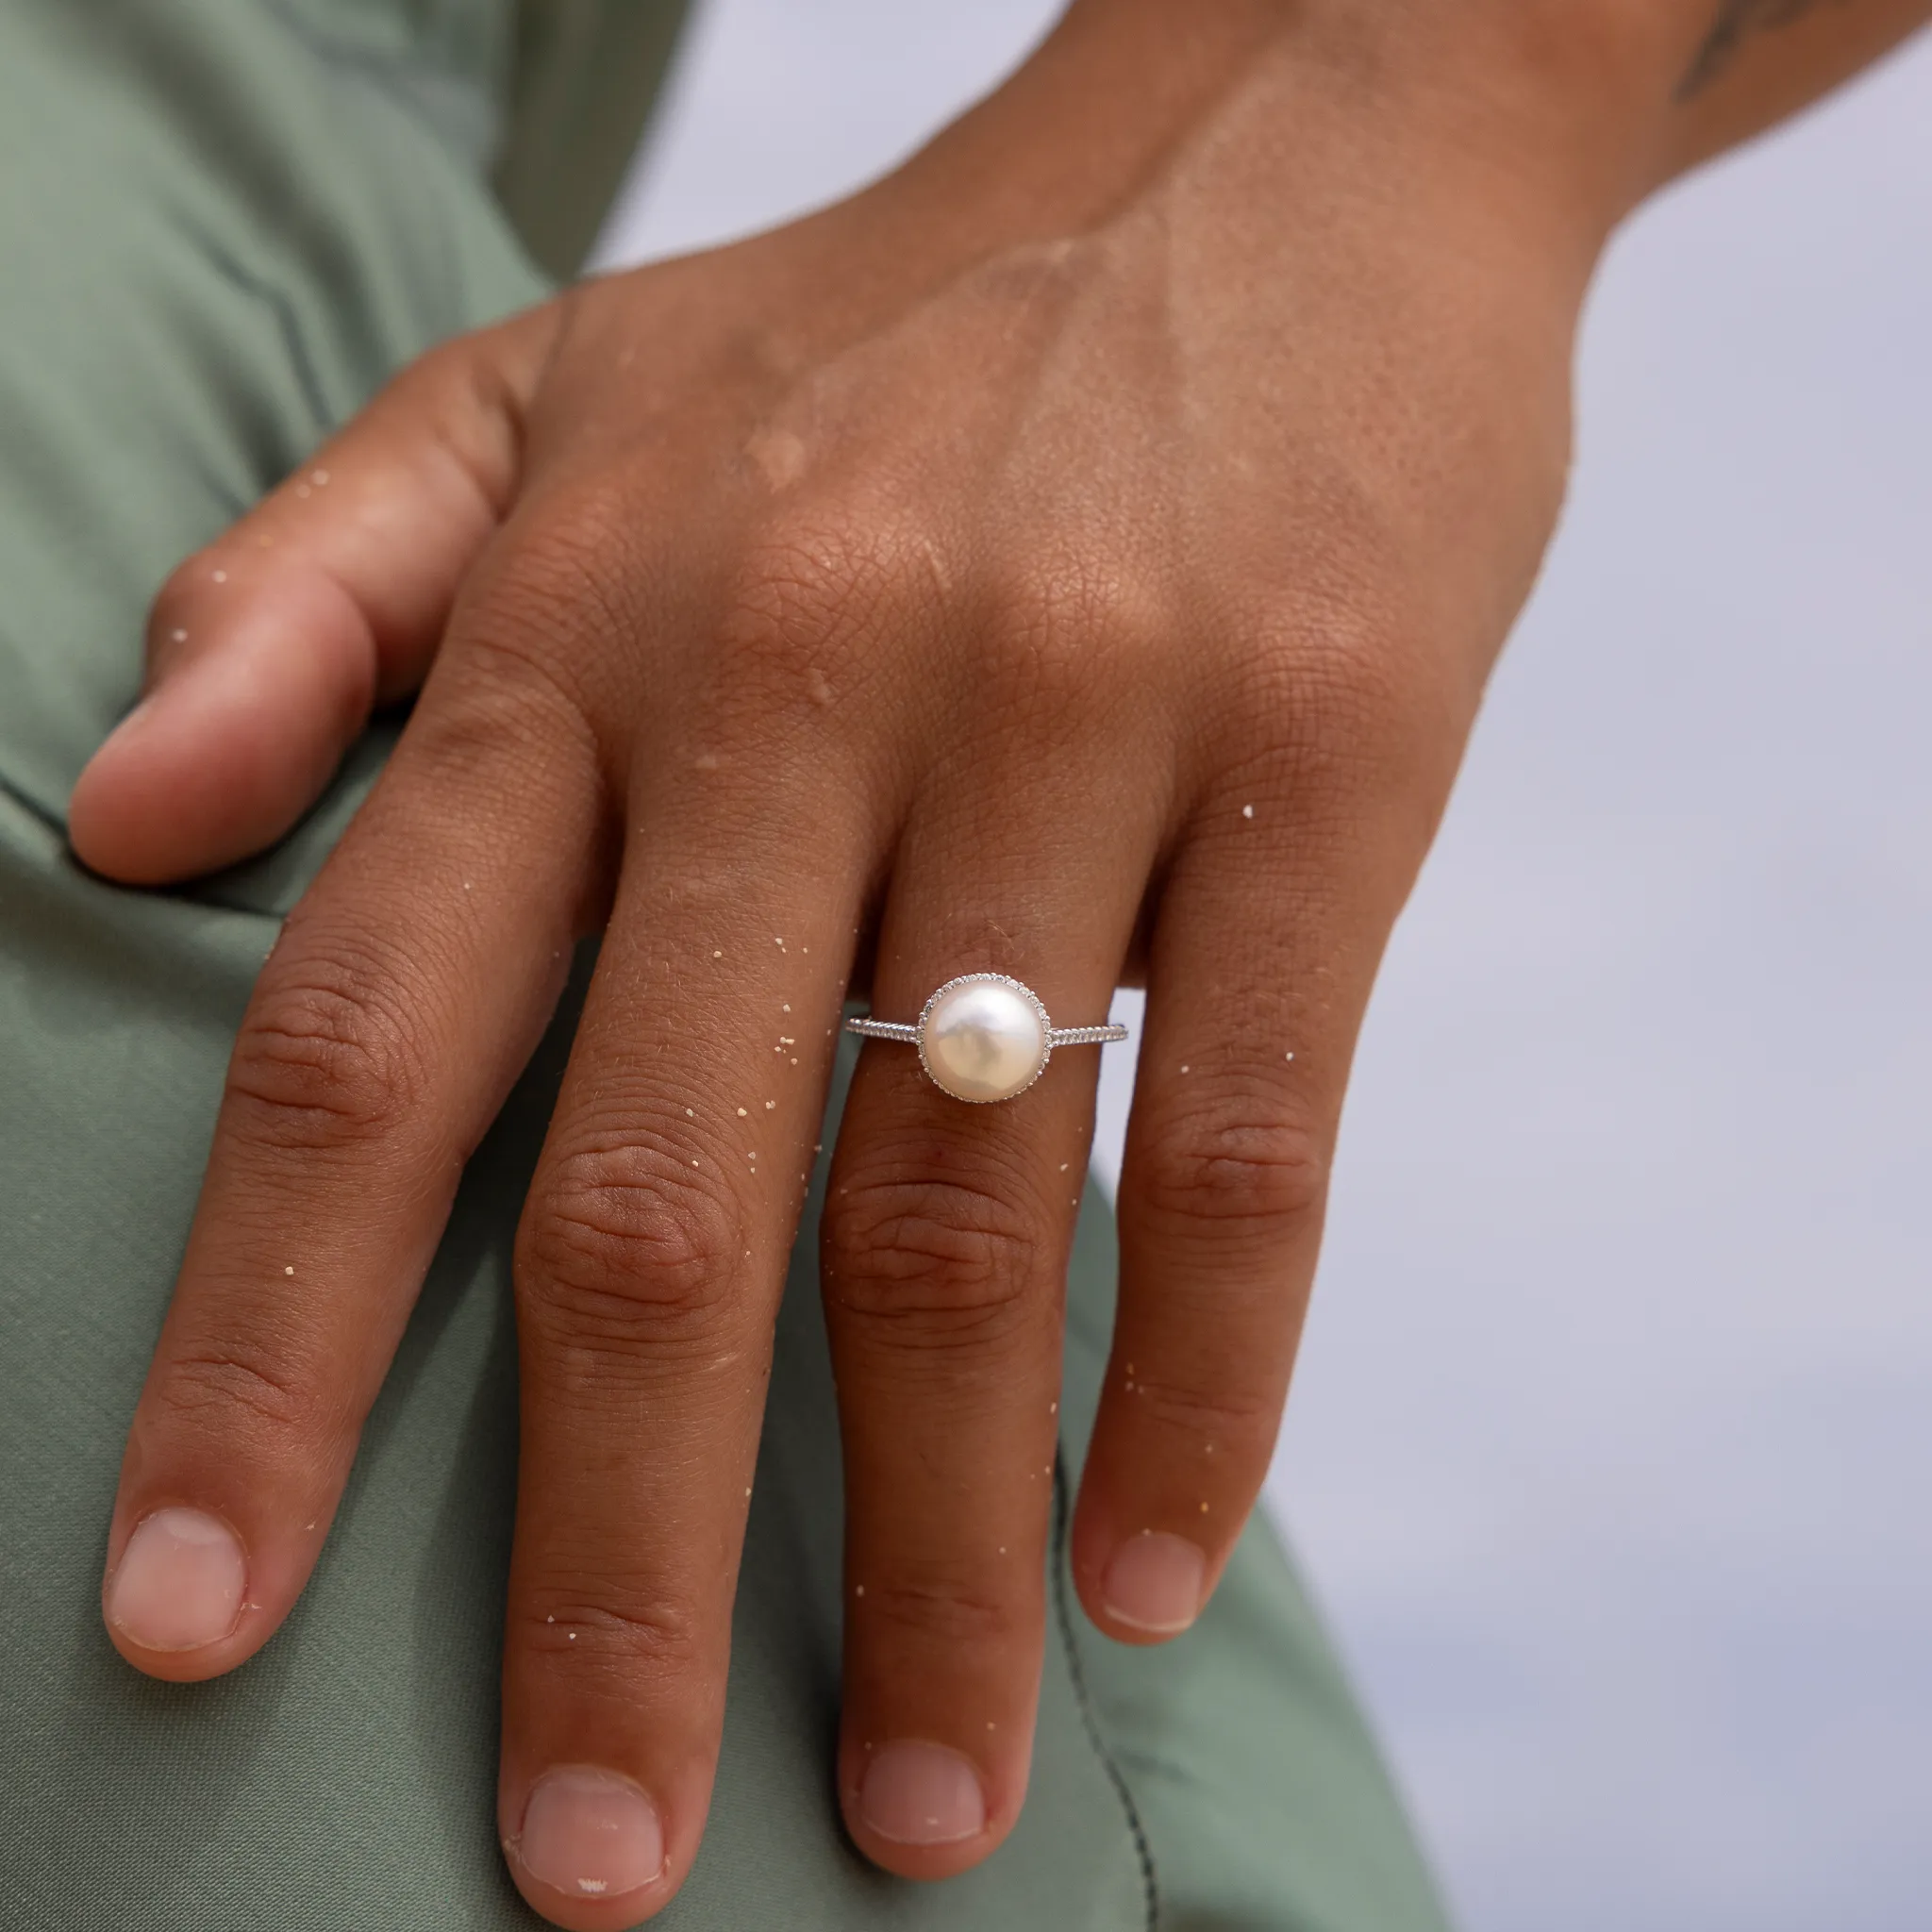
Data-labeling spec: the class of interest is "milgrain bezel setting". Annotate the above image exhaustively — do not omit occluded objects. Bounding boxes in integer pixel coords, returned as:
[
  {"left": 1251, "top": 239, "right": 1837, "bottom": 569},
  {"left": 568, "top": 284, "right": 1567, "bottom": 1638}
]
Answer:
[
  {"left": 914, "top": 973, "right": 1055, "bottom": 1105},
  {"left": 843, "top": 972, "right": 1130, "bottom": 1104}
]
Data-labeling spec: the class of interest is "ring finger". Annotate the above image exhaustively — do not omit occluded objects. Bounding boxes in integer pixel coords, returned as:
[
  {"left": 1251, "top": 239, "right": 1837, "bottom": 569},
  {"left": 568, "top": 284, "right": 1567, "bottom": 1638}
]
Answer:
[{"left": 821, "top": 754, "right": 1163, "bottom": 1878}]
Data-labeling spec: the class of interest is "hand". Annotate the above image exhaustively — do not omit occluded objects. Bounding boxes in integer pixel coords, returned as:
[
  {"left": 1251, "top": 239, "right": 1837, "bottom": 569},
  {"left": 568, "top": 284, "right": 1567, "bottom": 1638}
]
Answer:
[{"left": 72, "top": 5, "right": 1633, "bottom": 1924}]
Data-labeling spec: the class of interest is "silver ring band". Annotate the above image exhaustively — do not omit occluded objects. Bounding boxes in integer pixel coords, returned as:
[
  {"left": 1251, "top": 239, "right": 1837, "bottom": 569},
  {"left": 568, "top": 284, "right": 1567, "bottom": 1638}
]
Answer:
[
  {"left": 844, "top": 973, "right": 1128, "bottom": 1104},
  {"left": 842, "top": 1018, "right": 1128, "bottom": 1049}
]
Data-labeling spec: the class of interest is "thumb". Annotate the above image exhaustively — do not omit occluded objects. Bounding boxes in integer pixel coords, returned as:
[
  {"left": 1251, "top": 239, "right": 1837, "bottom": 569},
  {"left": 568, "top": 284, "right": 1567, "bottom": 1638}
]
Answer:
[{"left": 69, "top": 304, "right": 558, "bottom": 885}]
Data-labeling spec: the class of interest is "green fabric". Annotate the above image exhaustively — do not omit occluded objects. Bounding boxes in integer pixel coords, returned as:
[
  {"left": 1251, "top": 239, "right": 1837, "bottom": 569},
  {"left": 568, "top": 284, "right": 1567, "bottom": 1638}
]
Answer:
[
  {"left": 496, "top": 0, "right": 694, "bottom": 279},
  {"left": 0, "top": 4, "right": 1452, "bottom": 1926}
]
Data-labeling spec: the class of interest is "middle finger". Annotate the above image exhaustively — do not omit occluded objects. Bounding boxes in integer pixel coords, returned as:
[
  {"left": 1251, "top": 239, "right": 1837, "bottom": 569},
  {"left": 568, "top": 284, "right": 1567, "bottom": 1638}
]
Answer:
[{"left": 498, "top": 748, "right": 870, "bottom": 1930}]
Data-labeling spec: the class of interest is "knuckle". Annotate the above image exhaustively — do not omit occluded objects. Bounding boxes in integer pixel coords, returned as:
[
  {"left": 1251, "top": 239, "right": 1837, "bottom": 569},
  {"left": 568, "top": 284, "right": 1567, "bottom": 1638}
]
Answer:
[
  {"left": 154, "top": 1341, "right": 336, "bottom": 1449},
  {"left": 520, "top": 1140, "right": 744, "bottom": 1355},
  {"left": 516, "top": 1584, "right": 705, "bottom": 1685},
  {"left": 502, "top": 490, "right": 642, "bottom": 631},
  {"left": 988, "top": 545, "right": 1161, "bottom": 695},
  {"left": 717, "top": 505, "right": 918, "bottom": 679},
  {"left": 453, "top": 499, "right": 643, "bottom": 724},
  {"left": 396, "top": 330, "right": 512, "bottom": 437},
  {"left": 1116, "top": 1365, "right": 1283, "bottom": 1454},
  {"left": 405, "top": 636, "right": 600, "bottom": 800},
  {"left": 1249, "top": 610, "right": 1402, "bottom": 738},
  {"left": 822, "top": 1164, "right": 1045, "bottom": 1341},
  {"left": 1133, "top": 1092, "right": 1328, "bottom": 1236},
  {"left": 147, "top": 556, "right": 209, "bottom": 639},
  {"left": 1224, "top": 597, "right": 1453, "bottom": 810},
  {"left": 857, "top": 1568, "right": 1029, "bottom": 1649},
  {"left": 225, "top": 953, "right": 425, "bottom": 1151}
]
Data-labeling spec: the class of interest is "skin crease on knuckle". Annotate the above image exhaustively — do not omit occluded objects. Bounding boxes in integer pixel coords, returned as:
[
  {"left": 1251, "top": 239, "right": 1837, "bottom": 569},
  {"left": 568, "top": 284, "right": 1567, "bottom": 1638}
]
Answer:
[
  {"left": 851, "top": 1570, "right": 1032, "bottom": 1654},
  {"left": 518, "top": 1138, "right": 750, "bottom": 1365},
  {"left": 225, "top": 957, "right": 436, "bottom": 1154},
  {"left": 148, "top": 1341, "right": 344, "bottom": 1452},
  {"left": 1098, "top": 1362, "right": 1287, "bottom": 1472},
  {"left": 1131, "top": 1088, "right": 1332, "bottom": 1238},
  {"left": 821, "top": 1159, "right": 1054, "bottom": 1339},
  {"left": 515, "top": 1584, "right": 709, "bottom": 1688}
]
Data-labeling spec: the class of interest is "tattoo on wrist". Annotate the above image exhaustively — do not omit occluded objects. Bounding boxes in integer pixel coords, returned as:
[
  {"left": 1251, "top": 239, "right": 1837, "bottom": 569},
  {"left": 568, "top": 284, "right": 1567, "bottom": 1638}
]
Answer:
[{"left": 1677, "top": 0, "right": 1847, "bottom": 96}]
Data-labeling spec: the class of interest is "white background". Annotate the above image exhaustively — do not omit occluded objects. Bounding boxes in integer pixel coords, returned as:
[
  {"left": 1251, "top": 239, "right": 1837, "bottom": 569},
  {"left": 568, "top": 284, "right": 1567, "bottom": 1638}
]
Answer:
[{"left": 597, "top": 11, "right": 1932, "bottom": 1928}]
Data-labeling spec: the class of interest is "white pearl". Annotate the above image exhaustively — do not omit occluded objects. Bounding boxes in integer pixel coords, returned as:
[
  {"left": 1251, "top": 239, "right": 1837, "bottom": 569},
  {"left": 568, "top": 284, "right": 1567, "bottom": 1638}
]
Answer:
[{"left": 920, "top": 978, "right": 1049, "bottom": 1103}]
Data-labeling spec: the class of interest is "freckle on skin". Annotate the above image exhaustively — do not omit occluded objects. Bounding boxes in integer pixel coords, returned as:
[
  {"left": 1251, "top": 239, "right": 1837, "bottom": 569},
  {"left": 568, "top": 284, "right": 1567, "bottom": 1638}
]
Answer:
[
  {"left": 169, "top": 627, "right": 189, "bottom": 644},
  {"left": 211, "top": 570, "right": 227, "bottom": 583},
  {"left": 284, "top": 1265, "right": 294, "bottom": 1276},
  {"left": 1242, "top": 804, "right": 1255, "bottom": 820}
]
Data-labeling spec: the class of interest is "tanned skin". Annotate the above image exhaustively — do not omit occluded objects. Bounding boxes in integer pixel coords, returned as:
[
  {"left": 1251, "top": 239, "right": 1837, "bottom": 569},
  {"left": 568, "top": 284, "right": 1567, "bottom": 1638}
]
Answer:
[{"left": 70, "top": 3, "right": 1930, "bottom": 1924}]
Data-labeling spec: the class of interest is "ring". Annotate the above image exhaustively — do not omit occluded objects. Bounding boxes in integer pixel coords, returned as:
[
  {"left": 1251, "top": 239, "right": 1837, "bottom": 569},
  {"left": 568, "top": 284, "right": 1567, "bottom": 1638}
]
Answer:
[{"left": 844, "top": 973, "right": 1129, "bottom": 1104}]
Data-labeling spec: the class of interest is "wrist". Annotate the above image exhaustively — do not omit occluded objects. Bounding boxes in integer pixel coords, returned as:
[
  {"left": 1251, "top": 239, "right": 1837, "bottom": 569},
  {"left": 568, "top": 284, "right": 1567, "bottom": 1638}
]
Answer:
[
  {"left": 852, "top": 1, "right": 1665, "bottom": 307},
  {"left": 903, "top": 0, "right": 1926, "bottom": 275}
]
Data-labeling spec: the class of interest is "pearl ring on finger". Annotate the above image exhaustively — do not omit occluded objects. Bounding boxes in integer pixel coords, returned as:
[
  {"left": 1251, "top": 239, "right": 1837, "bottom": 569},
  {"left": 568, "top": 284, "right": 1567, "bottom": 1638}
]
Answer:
[{"left": 844, "top": 974, "right": 1128, "bottom": 1104}]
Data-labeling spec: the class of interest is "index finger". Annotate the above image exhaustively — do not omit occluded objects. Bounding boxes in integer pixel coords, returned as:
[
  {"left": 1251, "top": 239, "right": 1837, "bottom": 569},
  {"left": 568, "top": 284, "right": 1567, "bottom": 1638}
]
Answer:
[{"left": 99, "top": 641, "right": 601, "bottom": 1678}]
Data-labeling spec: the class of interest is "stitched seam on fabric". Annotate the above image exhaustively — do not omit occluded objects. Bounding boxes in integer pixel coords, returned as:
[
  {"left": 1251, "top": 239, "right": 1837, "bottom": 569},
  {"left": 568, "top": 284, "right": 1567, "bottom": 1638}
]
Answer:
[
  {"left": 1052, "top": 1455, "right": 1160, "bottom": 1930},
  {"left": 202, "top": 242, "right": 339, "bottom": 441}
]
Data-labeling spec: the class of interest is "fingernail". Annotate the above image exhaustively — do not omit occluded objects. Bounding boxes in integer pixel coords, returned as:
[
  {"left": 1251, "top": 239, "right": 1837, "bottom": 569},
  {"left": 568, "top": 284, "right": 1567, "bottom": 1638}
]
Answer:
[
  {"left": 107, "top": 1507, "right": 247, "bottom": 1652},
  {"left": 1103, "top": 1530, "right": 1206, "bottom": 1634},
  {"left": 858, "top": 1740, "right": 987, "bottom": 1846},
  {"left": 516, "top": 1767, "right": 664, "bottom": 1902}
]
